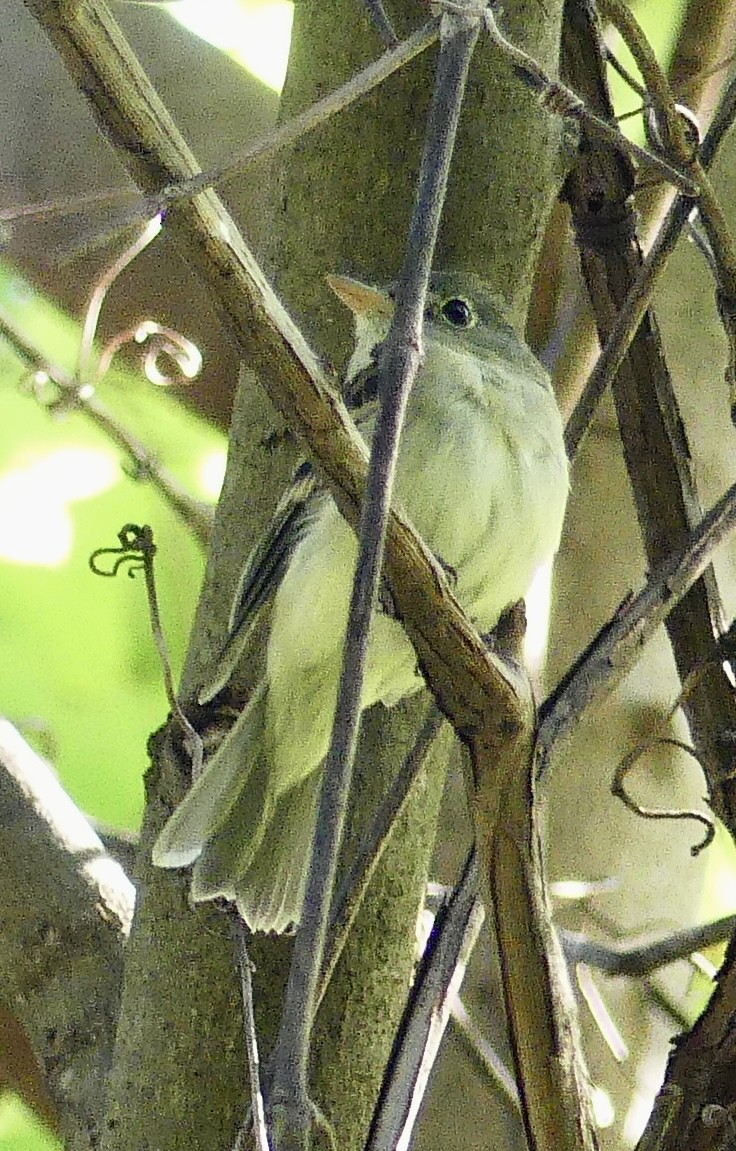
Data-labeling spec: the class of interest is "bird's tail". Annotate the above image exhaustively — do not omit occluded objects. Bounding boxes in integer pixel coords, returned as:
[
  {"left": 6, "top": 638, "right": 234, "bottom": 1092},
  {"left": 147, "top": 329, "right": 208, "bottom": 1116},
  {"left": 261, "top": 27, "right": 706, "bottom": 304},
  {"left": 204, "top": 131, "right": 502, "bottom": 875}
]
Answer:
[
  {"left": 152, "top": 685, "right": 270, "bottom": 871},
  {"left": 229, "top": 770, "right": 322, "bottom": 933},
  {"left": 154, "top": 683, "right": 322, "bottom": 934}
]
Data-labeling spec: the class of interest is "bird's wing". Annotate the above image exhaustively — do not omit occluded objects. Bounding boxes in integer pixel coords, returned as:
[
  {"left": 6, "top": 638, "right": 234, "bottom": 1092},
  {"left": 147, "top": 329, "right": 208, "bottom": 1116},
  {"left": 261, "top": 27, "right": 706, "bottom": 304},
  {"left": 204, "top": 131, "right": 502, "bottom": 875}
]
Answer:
[
  {"left": 198, "top": 462, "right": 322, "bottom": 702},
  {"left": 344, "top": 360, "right": 380, "bottom": 417},
  {"left": 231, "top": 360, "right": 382, "bottom": 633},
  {"left": 198, "top": 365, "right": 378, "bottom": 705},
  {"left": 228, "top": 461, "right": 320, "bottom": 636}
]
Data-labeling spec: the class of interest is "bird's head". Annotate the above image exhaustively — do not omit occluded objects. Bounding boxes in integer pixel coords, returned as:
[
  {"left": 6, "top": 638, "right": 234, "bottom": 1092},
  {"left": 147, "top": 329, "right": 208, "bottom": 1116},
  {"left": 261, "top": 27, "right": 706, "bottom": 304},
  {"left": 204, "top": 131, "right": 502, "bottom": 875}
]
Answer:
[{"left": 326, "top": 270, "right": 529, "bottom": 373}]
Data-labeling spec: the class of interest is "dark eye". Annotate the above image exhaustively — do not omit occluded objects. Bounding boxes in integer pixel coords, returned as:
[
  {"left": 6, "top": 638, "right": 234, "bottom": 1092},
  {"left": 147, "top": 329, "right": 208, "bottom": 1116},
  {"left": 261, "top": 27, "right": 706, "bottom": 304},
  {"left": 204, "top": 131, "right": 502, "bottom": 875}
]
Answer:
[{"left": 441, "top": 297, "right": 474, "bottom": 328}]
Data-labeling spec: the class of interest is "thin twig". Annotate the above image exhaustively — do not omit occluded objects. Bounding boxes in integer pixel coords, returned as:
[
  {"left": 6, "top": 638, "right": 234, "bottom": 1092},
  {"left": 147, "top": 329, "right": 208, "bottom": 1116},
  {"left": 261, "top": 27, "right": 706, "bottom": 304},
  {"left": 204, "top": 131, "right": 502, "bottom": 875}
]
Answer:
[
  {"left": 1, "top": 21, "right": 439, "bottom": 233},
  {"left": 161, "top": 21, "right": 442, "bottom": 215},
  {"left": 0, "top": 307, "right": 213, "bottom": 547},
  {"left": 561, "top": 915, "right": 736, "bottom": 979},
  {"left": 538, "top": 477, "right": 736, "bottom": 763},
  {"left": 481, "top": 6, "right": 699, "bottom": 195},
  {"left": 0, "top": 185, "right": 148, "bottom": 227},
  {"left": 267, "top": 9, "right": 481, "bottom": 1145},
  {"left": 557, "top": 0, "right": 736, "bottom": 440},
  {"left": 564, "top": 63, "right": 736, "bottom": 457},
  {"left": 89, "top": 524, "right": 203, "bottom": 779},
  {"left": 612, "top": 737, "right": 715, "bottom": 855},
  {"left": 450, "top": 996, "right": 521, "bottom": 1112},
  {"left": 598, "top": 0, "right": 688, "bottom": 158},
  {"left": 232, "top": 916, "right": 270, "bottom": 1151},
  {"left": 321, "top": 705, "right": 446, "bottom": 1000},
  {"left": 78, "top": 214, "right": 162, "bottom": 383},
  {"left": 574, "top": 963, "right": 629, "bottom": 1062},
  {"left": 668, "top": 0, "right": 736, "bottom": 130},
  {"left": 366, "top": 852, "right": 484, "bottom": 1151},
  {"left": 564, "top": 219, "right": 681, "bottom": 459},
  {"left": 601, "top": 0, "right": 736, "bottom": 339},
  {"left": 361, "top": 0, "right": 399, "bottom": 47}
]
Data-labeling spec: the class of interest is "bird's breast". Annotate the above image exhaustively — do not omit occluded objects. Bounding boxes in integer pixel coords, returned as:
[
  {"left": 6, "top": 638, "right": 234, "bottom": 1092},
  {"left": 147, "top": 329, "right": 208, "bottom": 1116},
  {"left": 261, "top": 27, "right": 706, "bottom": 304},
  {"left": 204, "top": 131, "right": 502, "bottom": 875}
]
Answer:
[{"left": 394, "top": 357, "right": 567, "bottom": 631}]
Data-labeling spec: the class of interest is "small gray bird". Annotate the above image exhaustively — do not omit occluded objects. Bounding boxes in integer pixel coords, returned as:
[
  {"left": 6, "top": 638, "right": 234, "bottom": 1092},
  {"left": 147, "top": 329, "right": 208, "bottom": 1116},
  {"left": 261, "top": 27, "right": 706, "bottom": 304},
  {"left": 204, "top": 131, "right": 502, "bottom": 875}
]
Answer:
[{"left": 153, "top": 271, "right": 569, "bottom": 932}]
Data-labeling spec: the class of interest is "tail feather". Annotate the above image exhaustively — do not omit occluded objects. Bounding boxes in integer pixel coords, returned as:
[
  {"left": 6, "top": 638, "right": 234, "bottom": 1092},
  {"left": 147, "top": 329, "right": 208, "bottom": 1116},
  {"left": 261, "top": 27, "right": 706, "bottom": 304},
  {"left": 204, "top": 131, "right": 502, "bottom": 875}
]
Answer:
[
  {"left": 152, "top": 686, "right": 267, "bottom": 869},
  {"left": 190, "top": 754, "right": 272, "bottom": 901},
  {"left": 155, "top": 680, "right": 323, "bottom": 935},
  {"left": 232, "top": 770, "right": 321, "bottom": 934}
]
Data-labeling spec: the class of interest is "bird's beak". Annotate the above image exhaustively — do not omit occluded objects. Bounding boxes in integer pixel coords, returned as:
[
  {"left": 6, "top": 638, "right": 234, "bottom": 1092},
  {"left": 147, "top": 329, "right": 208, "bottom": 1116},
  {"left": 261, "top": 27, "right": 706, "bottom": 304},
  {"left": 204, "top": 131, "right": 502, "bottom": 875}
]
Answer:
[{"left": 326, "top": 274, "right": 393, "bottom": 319}]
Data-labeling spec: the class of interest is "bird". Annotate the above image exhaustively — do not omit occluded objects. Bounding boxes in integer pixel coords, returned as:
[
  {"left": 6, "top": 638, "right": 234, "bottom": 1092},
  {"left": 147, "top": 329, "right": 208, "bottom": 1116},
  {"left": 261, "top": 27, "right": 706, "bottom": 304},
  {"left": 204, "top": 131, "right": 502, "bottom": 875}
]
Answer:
[{"left": 153, "top": 271, "right": 569, "bottom": 933}]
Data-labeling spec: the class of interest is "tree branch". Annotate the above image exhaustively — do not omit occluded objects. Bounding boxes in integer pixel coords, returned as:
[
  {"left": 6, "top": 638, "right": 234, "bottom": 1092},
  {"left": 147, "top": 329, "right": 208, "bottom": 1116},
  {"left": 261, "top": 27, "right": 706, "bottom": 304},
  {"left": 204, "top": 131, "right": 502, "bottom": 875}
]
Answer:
[
  {"left": 0, "top": 718, "right": 132, "bottom": 1150},
  {"left": 561, "top": 0, "right": 736, "bottom": 838}
]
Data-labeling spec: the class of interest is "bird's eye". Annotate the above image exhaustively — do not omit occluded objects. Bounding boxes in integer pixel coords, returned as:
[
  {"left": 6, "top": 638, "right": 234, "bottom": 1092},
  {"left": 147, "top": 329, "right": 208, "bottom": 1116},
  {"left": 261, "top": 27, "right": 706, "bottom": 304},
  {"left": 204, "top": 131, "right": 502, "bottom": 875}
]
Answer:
[{"left": 441, "top": 297, "right": 475, "bottom": 328}]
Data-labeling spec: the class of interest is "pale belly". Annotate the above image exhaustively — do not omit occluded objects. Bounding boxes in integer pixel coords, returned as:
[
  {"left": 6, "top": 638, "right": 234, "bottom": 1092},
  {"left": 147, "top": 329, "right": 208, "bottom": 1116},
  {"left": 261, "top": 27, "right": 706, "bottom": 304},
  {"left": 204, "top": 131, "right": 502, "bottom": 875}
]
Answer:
[{"left": 264, "top": 382, "right": 567, "bottom": 793}]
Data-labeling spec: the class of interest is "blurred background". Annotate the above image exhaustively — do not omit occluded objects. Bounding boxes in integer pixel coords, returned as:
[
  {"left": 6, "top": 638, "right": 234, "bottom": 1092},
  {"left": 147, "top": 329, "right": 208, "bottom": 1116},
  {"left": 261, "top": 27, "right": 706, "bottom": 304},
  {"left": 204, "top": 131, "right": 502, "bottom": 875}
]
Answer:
[{"left": 2, "top": 0, "right": 736, "bottom": 1147}]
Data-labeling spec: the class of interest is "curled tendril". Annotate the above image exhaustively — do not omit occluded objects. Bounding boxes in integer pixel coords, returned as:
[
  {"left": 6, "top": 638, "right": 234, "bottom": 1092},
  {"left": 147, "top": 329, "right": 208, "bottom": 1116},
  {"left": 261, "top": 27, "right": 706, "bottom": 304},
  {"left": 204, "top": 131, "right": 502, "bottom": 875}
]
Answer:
[
  {"left": 89, "top": 523, "right": 155, "bottom": 579},
  {"left": 76, "top": 213, "right": 202, "bottom": 394},
  {"left": 95, "top": 320, "right": 202, "bottom": 387},
  {"left": 88, "top": 523, "right": 203, "bottom": 779},
  {"left": 644, "top": 101, "right": 701, "bottom": 161},
  {"left": 612, "top": 737, "right": 715, "bottom": 856},
  {"left": 78, "top": 215, "right": 163, "bottom": 388}
]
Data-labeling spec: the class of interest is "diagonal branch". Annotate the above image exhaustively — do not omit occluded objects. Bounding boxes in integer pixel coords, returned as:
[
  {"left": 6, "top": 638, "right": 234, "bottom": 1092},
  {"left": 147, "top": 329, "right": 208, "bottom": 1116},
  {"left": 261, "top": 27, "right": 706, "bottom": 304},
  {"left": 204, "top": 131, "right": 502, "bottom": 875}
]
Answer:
[{"left": 539, "top": 477, "right": 736, "bottom": 758}]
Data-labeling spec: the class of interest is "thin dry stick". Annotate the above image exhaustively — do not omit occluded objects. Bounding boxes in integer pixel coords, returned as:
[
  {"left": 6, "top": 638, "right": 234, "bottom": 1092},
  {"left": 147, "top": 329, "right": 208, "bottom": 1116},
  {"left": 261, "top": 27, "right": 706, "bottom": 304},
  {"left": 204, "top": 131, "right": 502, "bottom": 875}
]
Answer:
[
  {"left": 480, "top": 5, "right": 698, "bottom": 195},
  {"left": 565, "top": 64, "right": 736, "bottom": 456},
  {"left": 88, "top": 524, "right": 203, "bottom": 778},
  {"left": 361, "top": 0, "right": 399, "bottom": 47},
  {"left": 561, "top": 914, "right": 736, "bottom": 978},
  {"left": 0, "top": 21, "right": 439, "bottom": 236},
  {"left": 601, "top": 0, "right": 736, "bottom": 427},
  {"left": 564, "top": 220, "right": 680, "bottom": 458},
  {"left": 451, "top": 996, "right": 521, "bottom": 1112},
  {"left": 0, "top": 185, "right": 145, "bottom": 226},
  {"left": 321, "top": 705, "right": 446, "bottom": 1000},
  {"left": 557, "top": 0, "right": 736, "bottom": 435},
  {"left": 158, "top": 19, "right": 441, "bottom": 207},
  {"left": 0, "top": 307, "right": 213, "bottom": 546},
  {"left": 267, "top": 10, "right": 482, "bottom": 1146},
  {"left": 612, "top": 737, "right": 715, "bottom": 854},
  {"left": 601, "top": 0, "right": 736, "bottom": 306},
  {"left": 538, "top": 476, "right": 736, "bottom": 761},
  {"left": 78, "top": 214, "right": 162, "bottom": 383},
  {"left": 669, "top": 0, "right": 736, "bottom": 128},
  {"left": 366, "top": 852, "right": 484, "bottom": 1151},
  {"left": 232, "top": 917, "right": 269, "bottom": 1151}
]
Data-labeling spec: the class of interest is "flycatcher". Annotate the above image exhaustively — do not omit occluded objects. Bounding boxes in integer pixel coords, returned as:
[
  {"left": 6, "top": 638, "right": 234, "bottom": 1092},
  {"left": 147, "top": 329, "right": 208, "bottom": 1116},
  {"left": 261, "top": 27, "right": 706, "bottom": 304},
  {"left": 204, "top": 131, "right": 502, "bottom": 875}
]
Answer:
[{"left": 153, "top": 272, "right": 569, "bottom": 932}]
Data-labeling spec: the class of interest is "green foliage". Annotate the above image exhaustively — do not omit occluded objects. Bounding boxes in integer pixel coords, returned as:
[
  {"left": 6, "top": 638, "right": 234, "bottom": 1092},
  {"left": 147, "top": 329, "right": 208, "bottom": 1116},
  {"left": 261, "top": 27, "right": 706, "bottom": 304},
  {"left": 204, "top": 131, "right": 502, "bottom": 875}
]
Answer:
[
  {"left": 0, "top": 1097, "right": 58, "bottom": 1151},
  {"left": 0, "top": 263, "right": 223, "bottom": 829}
]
